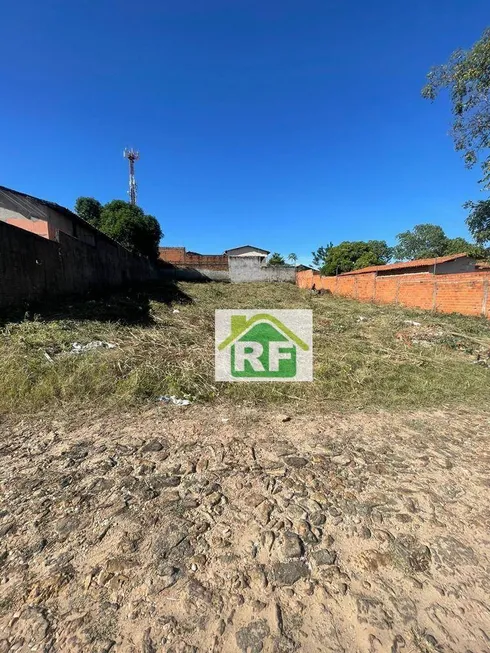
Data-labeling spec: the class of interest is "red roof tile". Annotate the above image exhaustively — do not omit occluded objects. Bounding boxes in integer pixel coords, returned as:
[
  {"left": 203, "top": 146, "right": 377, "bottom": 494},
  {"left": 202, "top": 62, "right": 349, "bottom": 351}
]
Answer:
[{"left": 340, "top": 253, "right": 469, "bottom": 276}]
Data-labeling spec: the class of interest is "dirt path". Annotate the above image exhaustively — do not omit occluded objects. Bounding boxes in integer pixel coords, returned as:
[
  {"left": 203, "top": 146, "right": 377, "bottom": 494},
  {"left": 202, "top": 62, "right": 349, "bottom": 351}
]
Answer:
[{"left": 1, "top": 406, "right": 489, "bottom": 652}]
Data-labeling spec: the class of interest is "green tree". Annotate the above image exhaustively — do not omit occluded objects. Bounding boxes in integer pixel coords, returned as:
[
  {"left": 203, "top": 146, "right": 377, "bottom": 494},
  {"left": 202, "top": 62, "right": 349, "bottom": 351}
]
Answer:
[
  {"left": 99, "top": 200, "right": 162, "bottom": 261},
  {"left": 445, "top": 236, "right": 474, "bottom": 254},
  {"left": 268, "top": 252, "right": 286, "bottom": 266},
  {"left": 311, "top": 243, "right": 333, "bottom": 269},
  {"left": 422, "top": 28, "right": 490, "bottom": 188},
  {"left": 74, "top": 197, "right": 103, "bottom": 228},
  {"left": 319, "top": 240, "right": 392, "bottom": 276},
  {"left": 465, "top": 199, "right": 490, "bottom": 245},
  {"left": 393, "top": 223, "right": 474, "bottom": 260},
  {"left": 394, "top": 224, "right": 449, "bottom": 260},
  {"left": 287, "top": 253, "right": 298, "bottom": 265}
]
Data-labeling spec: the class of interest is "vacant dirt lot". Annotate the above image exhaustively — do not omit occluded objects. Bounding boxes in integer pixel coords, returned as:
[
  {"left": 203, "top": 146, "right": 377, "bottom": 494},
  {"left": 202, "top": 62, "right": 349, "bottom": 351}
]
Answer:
[{"left": 1, "top": 405, "right": 489, "bottom": 652}]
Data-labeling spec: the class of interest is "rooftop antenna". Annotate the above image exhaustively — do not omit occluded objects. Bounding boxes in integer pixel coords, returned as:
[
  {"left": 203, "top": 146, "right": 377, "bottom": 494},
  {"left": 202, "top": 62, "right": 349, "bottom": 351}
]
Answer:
[{"left": 123, "top": 148, "right": 139, "bottom": 205}]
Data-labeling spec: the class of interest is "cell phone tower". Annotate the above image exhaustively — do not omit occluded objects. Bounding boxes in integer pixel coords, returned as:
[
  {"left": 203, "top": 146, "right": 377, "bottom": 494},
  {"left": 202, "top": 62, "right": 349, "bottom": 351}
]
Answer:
[{"left": 123, "top": 148, "right": 140, "bottom": 205}]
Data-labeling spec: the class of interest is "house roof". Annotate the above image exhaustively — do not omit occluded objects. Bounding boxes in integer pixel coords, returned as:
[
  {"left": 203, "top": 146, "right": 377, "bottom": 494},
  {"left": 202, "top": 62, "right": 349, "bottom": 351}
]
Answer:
[
  {"left": 218, "top": 314, "right": 309, "bottom": 351},
  {"left": 0, "top": 185, "right": 98, "bottom": 234},
  {"left": 339, "top": 253, "right": 470, "bottom": 276},
  {"left": 224, "top": 245, "right": 270, "bottom": 255}
]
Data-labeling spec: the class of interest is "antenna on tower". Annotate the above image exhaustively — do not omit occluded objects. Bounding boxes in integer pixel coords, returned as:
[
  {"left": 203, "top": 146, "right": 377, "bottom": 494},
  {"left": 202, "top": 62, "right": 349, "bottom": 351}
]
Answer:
[{"left": 123, "top": 148, "right": 140, "bottom": 205}]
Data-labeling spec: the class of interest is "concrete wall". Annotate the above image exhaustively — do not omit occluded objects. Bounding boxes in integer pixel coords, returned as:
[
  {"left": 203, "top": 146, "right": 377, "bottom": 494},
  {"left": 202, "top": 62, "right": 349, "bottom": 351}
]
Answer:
[
  {"left": 296, "top": 268, "right": 490, "bottom": 318},
  {"left": 229, "top": 256, "right": 296, "bottom": 283},
  {"left": 160, "top": 266, "right": 230, "bottom": 282},
  {"left": 0, "top": 221, "right": 158, "bottom": 308}
]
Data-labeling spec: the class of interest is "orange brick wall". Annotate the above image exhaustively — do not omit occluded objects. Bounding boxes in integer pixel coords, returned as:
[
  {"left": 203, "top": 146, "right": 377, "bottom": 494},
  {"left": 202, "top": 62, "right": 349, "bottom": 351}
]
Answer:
[
  {"left": 296, "top": 270, "right": 490, "bottom": 318},
  {"left": 159, "top": 247, "right": 229, "bottom": 270}
]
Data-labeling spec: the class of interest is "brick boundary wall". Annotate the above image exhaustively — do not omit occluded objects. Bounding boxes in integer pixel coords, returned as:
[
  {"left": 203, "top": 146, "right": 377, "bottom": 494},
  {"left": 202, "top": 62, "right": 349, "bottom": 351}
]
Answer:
[
  {"left": 296, "top": 269, "right": 490, "bottom": 318},
  {"left": 159, "top": 248, "right": 229, "bottom": 271}
]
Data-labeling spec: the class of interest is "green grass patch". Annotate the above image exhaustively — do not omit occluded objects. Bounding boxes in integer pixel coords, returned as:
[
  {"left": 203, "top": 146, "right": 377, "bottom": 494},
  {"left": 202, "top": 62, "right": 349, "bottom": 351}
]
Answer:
[{"left": 1, "top": 281, "right": 489, "bottom": 415}]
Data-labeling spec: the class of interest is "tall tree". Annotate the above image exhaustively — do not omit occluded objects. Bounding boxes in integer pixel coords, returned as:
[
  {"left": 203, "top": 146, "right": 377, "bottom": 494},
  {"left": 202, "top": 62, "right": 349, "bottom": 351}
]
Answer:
[
  {"left": 422, "top": 28, "right": 490, "bottom": 188},
  {"left": 99, "top": 200, "right": 162, "bottom": 261},
  {"left": 393, "top": 224, "right": 450, "bottom": 260},
  {"left": 318, "top": 240, "right": 392, "bottom": 276},
  {"left": 268, "top": 252, "right": 286, "bottom": 266},
  {"left": 465, "top": 199, "right": 490, "bottom": 245},
  {"left": 393, "top": 223, "right": 475, "bottom": 260},
  {"left": 287, "top": 253, "right": 298, "bottom": 265},
  {"left": 311, "top": 243, "right": 333, "bottom": 269},
  {"left": 74, "top": 197, "right": 102, "bottom": 228}
]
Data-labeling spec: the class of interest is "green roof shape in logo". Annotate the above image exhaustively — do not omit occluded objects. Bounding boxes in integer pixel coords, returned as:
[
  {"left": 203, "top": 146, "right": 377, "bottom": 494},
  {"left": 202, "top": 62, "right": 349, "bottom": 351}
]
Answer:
[{"left": 218, "top": 313, "right": 309, "bottom": 378}]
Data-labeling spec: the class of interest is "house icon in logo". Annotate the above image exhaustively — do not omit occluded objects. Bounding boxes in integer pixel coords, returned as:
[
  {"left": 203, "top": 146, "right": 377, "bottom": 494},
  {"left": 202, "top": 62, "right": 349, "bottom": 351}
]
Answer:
[{"left": 218, "top": 313, "right": 309, "bottom": 378}]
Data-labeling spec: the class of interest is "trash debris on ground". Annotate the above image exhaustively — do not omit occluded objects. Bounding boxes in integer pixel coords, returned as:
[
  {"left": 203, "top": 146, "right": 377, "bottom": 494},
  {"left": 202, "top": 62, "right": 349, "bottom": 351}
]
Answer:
[
  {"left": 403, "top": 320, "right": 422, "bottom": 327},
  {"left": 396, "top": 325, "right": 444, "bottom": 348},
  {"left": 471, "top": 353, "right": 490, "bottom": 367},
  {"left": 157, "top": 395, "right": 193, "bottom": 406},
  {"left": 396, "top": 325, "right": 490, "bottom": 360},
  {"left": 71, "top": 341, "right": 116, "bottom": 355},
  {"left": 357, "top": 316, "right": 368, "bottom": 322},
  {"left": 44, "top": 352, "right": 54, "bottom": 364},
  {"left": 172, "top": 309, "right": 180, "bottom": 314}
]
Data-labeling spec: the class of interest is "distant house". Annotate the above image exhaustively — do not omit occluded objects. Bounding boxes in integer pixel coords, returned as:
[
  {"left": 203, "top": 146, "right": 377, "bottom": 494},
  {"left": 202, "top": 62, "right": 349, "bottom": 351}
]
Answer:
[
  {"left": 0, "top": 185, "right": 96, "bottom": 246},
  {"left": 339, "top": 253, "right": 478, "bottom": 277},
  {"left": 224, "top": 245, "right": 270, "bottom": 261},
  {"left": 296, "top": 264, "right": 315, "bottom": 272}
]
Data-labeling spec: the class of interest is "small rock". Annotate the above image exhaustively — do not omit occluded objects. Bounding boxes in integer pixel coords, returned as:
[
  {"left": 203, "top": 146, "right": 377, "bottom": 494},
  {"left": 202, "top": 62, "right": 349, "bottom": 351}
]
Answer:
[
  {"left": 273, "top": 561, "right": 309, "bottom": 586},
  {"left": 312, "top": 549, "right": 337, "bottom": 566},
  {"left": 284, "top": 456, "right": 308, "bottom": 469},
  {"left": 310, "top": 511, "right": 326, "bottom": 527},
  {"left": 296, "top": 520, "right": 318, "bottom": 545},
  {"left": 141, "top": 439, "right": 166, "bottom": 453},
  {"left": 256, "top": 500, "right": 274, "bottom": 525},
  {"left": 392, "top": 534, "right": 431, "bottom": 573},
  {"left": 148, "top": 474, "right": 181, "bottom": 489},
  {"left": 432, "top": 536, "right": 478, "bottom": 568},
  {"left": 331, "top": 455, "right": 351, "bottom": 466},
  {"left": 156, "top": 564, "right": 182, "bottom": 589},
  {"left": 236, "top": 620, "right": 271, "bottom": 653},
  {"left": 277, "top": 414, "right": 291, "bottom": 423},
  {"left": 106, "top": 557, "right": 136, "bottom": 574},
  {"left": 281, "top": 532, "right": 303, "bottom": 558}
]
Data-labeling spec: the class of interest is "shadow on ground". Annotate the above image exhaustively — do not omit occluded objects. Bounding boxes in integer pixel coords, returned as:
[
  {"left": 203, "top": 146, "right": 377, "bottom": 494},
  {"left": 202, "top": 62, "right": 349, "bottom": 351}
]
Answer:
[{"left": 0, "top": 281, "right": 195, "bottom": 327}]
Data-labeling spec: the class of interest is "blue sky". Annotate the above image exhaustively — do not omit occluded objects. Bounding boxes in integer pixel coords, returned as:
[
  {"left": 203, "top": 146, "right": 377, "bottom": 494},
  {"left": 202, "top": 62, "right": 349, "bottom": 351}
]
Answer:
[{"left": 1, "top": 1, "right": 488, "bottom": 265}]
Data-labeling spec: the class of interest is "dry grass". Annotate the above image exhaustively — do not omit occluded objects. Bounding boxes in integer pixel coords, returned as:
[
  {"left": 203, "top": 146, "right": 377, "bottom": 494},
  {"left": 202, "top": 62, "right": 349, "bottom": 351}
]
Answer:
[{"left": 1, "top": 281, "right": 490, "bottom": 415}]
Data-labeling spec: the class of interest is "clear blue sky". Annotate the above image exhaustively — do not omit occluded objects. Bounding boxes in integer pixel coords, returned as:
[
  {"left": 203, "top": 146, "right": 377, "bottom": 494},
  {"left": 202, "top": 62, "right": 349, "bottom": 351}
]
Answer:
[{"left": 1, "top": 1, "right": 488, "bottom": 264}]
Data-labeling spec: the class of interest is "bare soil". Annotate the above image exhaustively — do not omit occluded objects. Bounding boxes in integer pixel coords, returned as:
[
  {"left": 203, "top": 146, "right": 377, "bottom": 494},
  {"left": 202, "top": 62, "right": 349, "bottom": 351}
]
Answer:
[{"left": 1, "top": 405, "right": 490, "bottom": 652}]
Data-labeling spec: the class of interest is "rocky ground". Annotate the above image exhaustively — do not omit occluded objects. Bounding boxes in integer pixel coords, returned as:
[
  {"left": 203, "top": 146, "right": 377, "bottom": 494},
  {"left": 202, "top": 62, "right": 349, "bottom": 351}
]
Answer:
[{"left": 0, "top": 405, "right": 489, "bottom": 652}]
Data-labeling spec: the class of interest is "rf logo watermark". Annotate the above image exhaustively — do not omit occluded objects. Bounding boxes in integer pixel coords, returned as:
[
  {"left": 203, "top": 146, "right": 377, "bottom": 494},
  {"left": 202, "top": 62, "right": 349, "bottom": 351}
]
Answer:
[{"left": 215, "top": 310, "right": 313, "bottom": 381}]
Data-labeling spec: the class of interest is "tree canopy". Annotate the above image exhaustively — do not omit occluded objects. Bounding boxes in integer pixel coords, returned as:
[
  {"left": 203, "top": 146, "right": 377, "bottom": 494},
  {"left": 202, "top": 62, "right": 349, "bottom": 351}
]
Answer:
[
  {"left": 74, "top": 197, "right": 102, "bottom": 228},
  {"left": 75, "top": 196, "right": 162, "bottom": 261},
  {"left": 315, "top": 240, "right": 392, "bottom": 276},
  {"left": 268, "top": 252, "right": 286, "bottom": 266},
  {"left": 311, "top": 244, "right": 333, "bottom": 269},
  {"left": 393, "top": 223, "right": 473, "bottom": 260},
  {"left": 464, "top": 199, "right": 490, "bottom": 246},
  {"left": 422, "top": 28, "right": 490, "bottom": 188}
]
